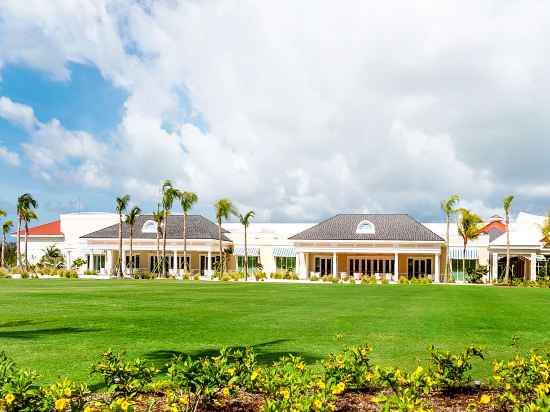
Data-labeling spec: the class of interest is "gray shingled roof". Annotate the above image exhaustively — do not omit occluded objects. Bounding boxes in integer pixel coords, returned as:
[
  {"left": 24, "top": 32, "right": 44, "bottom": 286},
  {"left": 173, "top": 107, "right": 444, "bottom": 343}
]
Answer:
[
  {"left": 289, "top": 214, "right": 444, "bottom": 242},
  {"left": 81, "top": 215, "right": 231, "bottom": 241}
]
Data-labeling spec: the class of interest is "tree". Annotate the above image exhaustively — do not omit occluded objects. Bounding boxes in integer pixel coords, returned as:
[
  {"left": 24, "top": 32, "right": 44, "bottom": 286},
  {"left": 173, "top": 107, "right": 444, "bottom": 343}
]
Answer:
[
  {"left": 457, "top": 208, "right": 483, "bottom": 282},
  {"left": 161, "top": 180, "right": 179, "bottom": 278},
  {"left": 214, "top": 199, "right": 238, "bottom": 274},
  {"left": 39, "top": 245, "right": 65, "bottom": 268},
  {"left": 125, "top": 206, "right": 141, "bottom": 278},
  {"left": 1, "top": 220, "right": 13, "bottom": 268},
  {"left": 542, "top": 209, "right": 550, "bottom": 247},
  {"left": 503, "top": 195, "right": 514, "bottom": 284},
  {"left": 441, "top": 194, "right": 460, "bottom": 283},
  {"left": 20, "top": 208, "right": 38, "bottom": 269},
  {"left": 152, "top": 205, "right": 164, "bottom": 275},
  {"left": 16, "top": 193, "right": 38, "bottom": 268},
  {"left": 179, "top": 191, "right": 198, "bottom": 275},
  {"left": 115, "top": 195, "right": 131, "bottom": 278},
  {"left": 239, "top": 210, "right": 255, "bottom": 281}
]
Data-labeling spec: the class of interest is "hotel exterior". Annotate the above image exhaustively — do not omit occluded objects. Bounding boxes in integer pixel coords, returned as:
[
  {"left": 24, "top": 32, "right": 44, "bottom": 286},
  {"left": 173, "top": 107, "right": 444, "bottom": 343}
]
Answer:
[{"left": 15, "top": 211, "right": 550, "bottom": 282}]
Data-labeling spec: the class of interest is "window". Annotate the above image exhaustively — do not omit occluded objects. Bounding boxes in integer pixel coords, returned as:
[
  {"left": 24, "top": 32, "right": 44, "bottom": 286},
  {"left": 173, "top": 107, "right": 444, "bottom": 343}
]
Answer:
[
  {"left": 92, "top": 255, "right": 106, "bottom": 271},
  {"left": 356, "top": 220, "right": 375, "bottom": 234},
  {"left": 125, "top": 255, "right": 140, "bottom": 269},
  {"left": 407, "top": 257, "right": 434, "bottom": 279},
  {"left": 237, "top": 256, "right": 259, "bottom": 273},
  {"left": 315, "top": 257, "right": 332, "bottom": 276},
  {"left": 141, "top": 220, "right": 157, "bottom": 234},
  {"left": 276, "top": 256, "right": 296, "bottom": 272},
  {"left": 450, "top": 259, "right": 477, "bottom": 281}
]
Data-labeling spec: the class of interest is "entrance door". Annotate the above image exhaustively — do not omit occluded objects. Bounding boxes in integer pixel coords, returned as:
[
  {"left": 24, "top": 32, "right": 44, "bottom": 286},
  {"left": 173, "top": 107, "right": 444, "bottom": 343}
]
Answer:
[
  {"left": 348, "top": 258, "right": 394, "bottom": 276},
  {"left": 407, "top": 258, "right": 432, "bottom": 279},
  {"left": 314, "top": 257, "right": 332, "bottom": 276},
  {"left": 200, "top": 255, "right": 221, "bottom": 275}
]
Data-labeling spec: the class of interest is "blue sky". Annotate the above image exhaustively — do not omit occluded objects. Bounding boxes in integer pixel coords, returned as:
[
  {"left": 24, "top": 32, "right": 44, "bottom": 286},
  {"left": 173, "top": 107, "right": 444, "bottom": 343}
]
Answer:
[{"left": 1, "top": 1, "right": 550, "bottom": 228}]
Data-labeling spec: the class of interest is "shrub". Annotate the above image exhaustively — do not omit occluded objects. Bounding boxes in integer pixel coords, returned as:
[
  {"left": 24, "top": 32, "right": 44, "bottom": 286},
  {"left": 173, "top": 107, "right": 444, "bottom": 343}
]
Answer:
[
  {"left": 323, "top": 344, "right": 373, "bottom": 390},
  {"left": 361, "top": 276, "right": 376, "bottom": 285},
  {"left": 0, "top": 268, "right": 9, "bottom": 278},
  {"left": 83, "top": 269, "right": 98, "bottom": 276},
  {"left": 322, "top": 275, "right": 334, "bottom": 283},
  {"left": 429, "top": 345, "right": 484, "bottom": 391},
  {"left": 309, "top": 275, "right": 319, "bottom": 282},
  {"left": 221, "top": 274, "right": 232, "bottom": 282},
  {"left": 0, "top": 351, "right": 41, "bottom": 411},
  {"left": 133, "top": 270, "right": 155, "bottom": 280},
  {"left": 374, "top": 365, "right": 433, "bottom": 411},
  {"left": 40, "top": 377, "right": 89, "bottom": 412},
  {"left": 92, "top": 350, "right": 158, "bottom": 396},
  {"left": 398, "top": 276, "right": 409, "bottom": 284},
  {"left": 466, "top": 265, "right": 487, "bottom": 284},
  {"left": 192, "top": 273, "right": 201, "bottom": 281},
  {"left": 71, "top": 257, "right": 87, "bottom": 270},
  {"left": 255, "top": 272, "right": 267, "bottom": 281}
]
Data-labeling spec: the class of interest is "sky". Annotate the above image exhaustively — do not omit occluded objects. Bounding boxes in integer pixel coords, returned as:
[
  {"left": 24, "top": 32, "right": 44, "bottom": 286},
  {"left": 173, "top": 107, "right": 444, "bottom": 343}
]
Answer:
[{"left": 0, "top": 0, "right": 549, "bottom": 225}]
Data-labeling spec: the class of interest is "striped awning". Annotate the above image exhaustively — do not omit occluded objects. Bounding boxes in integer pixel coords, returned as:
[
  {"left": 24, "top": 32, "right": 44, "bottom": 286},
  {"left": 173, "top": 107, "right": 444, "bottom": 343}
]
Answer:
[
  {"left": 233, "top": 247, "right": 260, "bottom": 256},
  {"left": 273, "top": 247, "right": 296, "bottom": 257},
  {"left": 449, "top": 247, "right": 479, "bottom": 259},
  {"left": 537, "top": 255, "right": 547, "bottom": 261}
]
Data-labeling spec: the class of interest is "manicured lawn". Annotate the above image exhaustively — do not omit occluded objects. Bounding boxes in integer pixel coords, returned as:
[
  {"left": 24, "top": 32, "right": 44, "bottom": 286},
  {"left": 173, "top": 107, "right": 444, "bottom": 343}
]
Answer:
[{"left": 1, "top": 279, "right": 549, "bottom": 385}]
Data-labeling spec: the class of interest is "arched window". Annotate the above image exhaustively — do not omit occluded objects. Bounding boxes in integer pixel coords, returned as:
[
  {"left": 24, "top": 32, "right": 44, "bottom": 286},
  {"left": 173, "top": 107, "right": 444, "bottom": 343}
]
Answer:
[
  {"left": 141, "top": 220, "right": 158, "bottom": 234},
  {"left": 356, "top": 220, "right": 375, "bottom": 234}
]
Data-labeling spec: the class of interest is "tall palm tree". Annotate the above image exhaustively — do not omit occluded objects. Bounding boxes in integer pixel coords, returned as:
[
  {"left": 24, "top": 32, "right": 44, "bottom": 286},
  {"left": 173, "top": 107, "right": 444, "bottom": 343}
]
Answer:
[
  {"left": 161, "top": 180, "right": 179, "bottom": 277},
  {"left": 152, "top": 205, "right": 164, "bottom": 275},
  {"left": 125, "top": 206, "right": 141, "bottom": 278},
  {"left": 214, "top": 198, "right": 238, "bottom": 274},
  {"left": 1, "top": 220, "right": 13, "bottom": 268},
  {"left": 441, "top": 194, "right": 460, "bottom": 283},
  {"left": 541, "top": 209, "right": 550, "bottom": 278},
  {"left": 20, "top": 208, "right": 38, "bottom": 269},
  {"left": 16, "top": 193, "right": 37, "bottom": 268},
  {"left": 179, "top": 191, "right": 198, "bottom": 275},
  {"left": 503, "top": 195, "right": 514, "bottom": 284},
  {"left": 115, "top": 195, "right": 130, "bottom": 277},
  {"left": 457, "top": 208, "right": 483, "bottom": 282},
  {"left": 239, "top": 210, "right": 255, "bottom": 281}
]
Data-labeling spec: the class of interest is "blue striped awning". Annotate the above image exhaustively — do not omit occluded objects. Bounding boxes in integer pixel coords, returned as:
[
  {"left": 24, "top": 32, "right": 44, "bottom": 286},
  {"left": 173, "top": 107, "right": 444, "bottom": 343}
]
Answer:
[
  {"left": 449, "top": 247, "right": 479, "bottom": 260},
  {"left": 233, "top": 247, "right": 260, "bottom": 256},
  {"left": 273, "top": 247, "right": 296, "bottom": 257}
]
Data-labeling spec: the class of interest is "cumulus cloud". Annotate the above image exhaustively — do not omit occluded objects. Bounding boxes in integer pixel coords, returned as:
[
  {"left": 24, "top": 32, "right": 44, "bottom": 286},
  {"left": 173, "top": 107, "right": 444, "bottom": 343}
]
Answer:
[
  {"left": 1, "top": 0, "right": 550, "bottom": 220},
  {"left": 0, "top": 145, "right": 20, "bottom": 166}
]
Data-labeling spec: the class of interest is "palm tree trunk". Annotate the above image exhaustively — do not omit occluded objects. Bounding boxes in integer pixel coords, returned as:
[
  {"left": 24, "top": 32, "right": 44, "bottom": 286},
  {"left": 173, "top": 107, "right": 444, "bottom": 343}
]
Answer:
[
  {"left": 129, "top": 226, "right": 134, "bottom": 278},
  {"left": 462, "top": 242, "right": 467, "bottom": 282},
  {"left": 505, "top": 212, "right": 510, "bottom": 284},
  {"left": 162, "top": 211, "right": 168, "bottom": 278},
  {"left": 1, "top": 233, "right": 5, "bottom": 268},
  {"left": 183, "top": 213, "right": 188, "bottom": 274},
  {"left": 156, "top": 229, "right": 160, "bottom": 275},
  {"left": 445, "top": 218, "right": 450, "bottom": 282},
  {"left": 218, "top": 217, "right": 223, "bottom": 275},
  {"left": 244, "top": 226, "right": 248, "bottom": 281},
  {"left": 118, "top": 215, "right": 123, "bottom": 278},
  {"left": 24, "top": 221, "right": 29, "bottom": 269},
  {"left": 16, "top": 217, "right": 21, "bottom": 267}
]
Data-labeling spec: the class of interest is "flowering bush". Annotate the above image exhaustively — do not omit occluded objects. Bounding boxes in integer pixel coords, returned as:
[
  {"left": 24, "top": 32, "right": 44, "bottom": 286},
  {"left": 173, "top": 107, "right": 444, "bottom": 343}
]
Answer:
[
  {"left": 323, "top": 344, "right": 373, "bottom": 390},
  {"left": 0, "top": 351, "right": 41, "bottom": 411},
  {"left": 429, "top": 345, "right": 484, "bottom": 391},
  {"left": 374, "top": 366, "right": 433, "bottom": 412}
]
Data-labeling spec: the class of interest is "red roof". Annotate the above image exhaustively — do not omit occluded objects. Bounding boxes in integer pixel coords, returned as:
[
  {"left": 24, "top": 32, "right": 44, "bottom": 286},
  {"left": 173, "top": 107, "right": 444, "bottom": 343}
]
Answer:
[
  {"left": 479, "top": 220, "right": 506, "bottom": 234},
  {"left": 13, "top": 220, "right": 63, "bottom": 237}
]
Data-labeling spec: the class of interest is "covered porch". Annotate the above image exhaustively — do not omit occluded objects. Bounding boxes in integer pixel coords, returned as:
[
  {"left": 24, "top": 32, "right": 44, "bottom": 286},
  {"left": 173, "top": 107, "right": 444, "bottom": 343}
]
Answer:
[{"left": 489, "top": 248, "right": 548, "bottom": 282}]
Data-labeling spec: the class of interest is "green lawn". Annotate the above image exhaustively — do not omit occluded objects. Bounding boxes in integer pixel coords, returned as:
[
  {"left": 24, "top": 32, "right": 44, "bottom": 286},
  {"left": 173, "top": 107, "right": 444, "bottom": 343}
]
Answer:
[{"left": 1, "top": 279, "right": 549, "bottom": 385}]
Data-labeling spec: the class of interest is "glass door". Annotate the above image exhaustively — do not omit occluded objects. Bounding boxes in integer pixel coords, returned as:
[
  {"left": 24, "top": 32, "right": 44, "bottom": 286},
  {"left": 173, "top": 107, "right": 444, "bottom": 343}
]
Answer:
[{"left": 315, "top": 257, "right": 332, "bottom": 276}]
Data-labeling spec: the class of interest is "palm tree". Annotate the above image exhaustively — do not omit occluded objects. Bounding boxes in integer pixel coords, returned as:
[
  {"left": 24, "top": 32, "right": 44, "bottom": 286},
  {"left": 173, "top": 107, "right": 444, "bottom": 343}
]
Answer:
[
  {"left": 125, "top": 206, "right": 141, "bottom": 278},
  {"left": 457, "top": 208, "right": 483, "bottom": 282},
  {"left": 115, "top": 195, "right": 130, "bottom": 278},
  {"left": 152, "top": 205, "right": 164, "bottom": 275},
  {"left": 179, "top": 191, "right": 198, "bottom": 275},
  {"left": 161, "top": 180, "right": 179, "bottom": 277},
  {"left": 441, "top": 194, "right": 460, "bottom": 283},
  {"left": 214, "top": 198, "right": 238, "bottom": 274},
  {"left": 20, "top": 208, "right": 38, "bottom": 269},
  {"left": 239, "top": 210, "right": 255, "bottom": 281},
  {"left": 541, "top": 210, "right": 550, "bottom": 278},
  {"left": 1, "top": 220, "right": 13, "bottom": 268},
  {"left": 16, "top": 193, "right": 37, "bottom": 268},
  {"left": 503, "top": 195, "right": 514, "bottom": 284}
]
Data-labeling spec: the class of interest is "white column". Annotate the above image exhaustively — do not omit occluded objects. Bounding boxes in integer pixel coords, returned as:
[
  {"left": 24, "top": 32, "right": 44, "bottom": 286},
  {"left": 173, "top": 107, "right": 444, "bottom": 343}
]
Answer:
[
  {"left": 173, "top": 250, "right": 178, "bottom": 277},
  {"left": 491, "top": 253, "right": 499, "bottom": 282},
  {"left": 530, "top": 253, "right": 537, "bottom": 281},
  {"left": 332, "top": 252, "right": 337, "bottom": 276},
  {"left": 121, "top": 248, "right": 126, "bottom": 275},
  {"left": 305, "top": 253, "right": 309, "bottom": 278},
  {"left": 297, "top": 252, "right": 306, "bottom": 280},
  {"left": 106, "top": 250, "right": 113, "bottom": 276},
  {"left": 394, "top": 252, "right": 399, "bottom": 282},
  {"left": 207, "top": 248, "right": 212, "bottom": 277},
  {"left": 434, "top": 254, "right": 440, "bottom": 283}
]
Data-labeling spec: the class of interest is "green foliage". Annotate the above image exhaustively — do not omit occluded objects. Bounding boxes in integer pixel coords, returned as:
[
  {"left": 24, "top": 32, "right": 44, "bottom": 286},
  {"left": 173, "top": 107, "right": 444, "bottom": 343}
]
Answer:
[
  {"left": 71, "top": 257, "right": 87, "bottom": 269},
  {"left": 0, "top": 351, "right": 41, "bottom": 412},
  {"left": 92, "top": 350, "right": 158, "bottom": 396},
  {"left": 38, "top": 245, "right": 65, "bottom": 269},
  {"left": 255, "top": 271, "right": 267, "bottom": 281},
  {"left": 429, "top": 345, "right": 484, "bottom": 391},
  {"left": 132, "top": 270, "right": 156, "bottom": 280},
  {"left": 39, "top": 377, "right": 89, "bottom": 412},
  {"left": 466, "top": 265, "right": 488, "bottom": 284},
  {"left": 374, "top": 366, "right": 433, "bottom": 412},
  {"left": 323, "top": 344, "right": 373, "bottom": 390}
]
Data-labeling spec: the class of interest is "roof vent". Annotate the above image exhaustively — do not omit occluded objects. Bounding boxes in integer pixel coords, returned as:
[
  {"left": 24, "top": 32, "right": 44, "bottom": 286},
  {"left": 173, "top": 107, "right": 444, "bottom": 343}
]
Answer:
[
  {"left": 141, "top": 220, "right": 158, "bottom": 234},
  {"left": 356, "top": 220, "right": 375, "bottom": 234}
]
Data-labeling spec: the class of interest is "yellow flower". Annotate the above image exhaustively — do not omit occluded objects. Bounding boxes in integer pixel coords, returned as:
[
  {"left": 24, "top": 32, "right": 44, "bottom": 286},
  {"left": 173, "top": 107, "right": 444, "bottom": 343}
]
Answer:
[
  {"left": 227, "top": 367, "right": 236, "bottom": 376},
  {"left": 222, "top": 387, "right": 230, "bottom": 397},
  {"left": 84, "top": 407, "right": 95, "bottom": 412},
  {"left": 55, "top": 398, "right": 68, "bottom": 411},
  {"left": 179, "top": 396, "right": 189, "bottom": 405},
  {"left": 4, "top": 393, "right": 15, "bottom": 405},
  {"left": 297, "top": 361, "right": 305, "bottom": 371},
  {"left": 251, "top": 370, "right": 259, "bottom": 380},
  {"left": 64, "top": 387, "right": 72, "bottom": 397},
  {"left": 332, "top": 382, "right": 345, "bottom": 395},
  {"left": 479, "top": 394, "right": 491, "bottom": 404},
  {"left": 279, "top": 388, "right": 290, "bottom": 399},
  {"left": 316, "top": 380, "right": 326, "bottom": 389},
  {"left": 120, "top": 399, "right": 130, "bottom": 411},
  {"left": 313, "top": 399, "right": 323, "bottom": 411}
]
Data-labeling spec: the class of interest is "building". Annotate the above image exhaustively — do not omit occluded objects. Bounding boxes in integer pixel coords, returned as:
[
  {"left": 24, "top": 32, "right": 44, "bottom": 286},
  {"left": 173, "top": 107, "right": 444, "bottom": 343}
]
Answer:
[{"left": 13, "top": 210, "right": 550, "bottom": 282}]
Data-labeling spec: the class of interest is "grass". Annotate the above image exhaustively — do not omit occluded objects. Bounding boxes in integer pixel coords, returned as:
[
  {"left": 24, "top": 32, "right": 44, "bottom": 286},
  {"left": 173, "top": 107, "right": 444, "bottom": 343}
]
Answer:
[{"left": 1, "top": 279, "right": 549, "bottom": 385}]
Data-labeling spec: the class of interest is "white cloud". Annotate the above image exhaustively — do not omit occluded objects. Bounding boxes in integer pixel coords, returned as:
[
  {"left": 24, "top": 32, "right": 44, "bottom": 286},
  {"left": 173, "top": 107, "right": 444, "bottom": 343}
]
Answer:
[
  {"left": 0, "top": 146, "right": 20, "bottom": 166},
  {"left": 2, "top": 0, "right": 550, "bottom": 220},
  {"left": 0, "top": 96, "right": 37, "bottom": 132}
]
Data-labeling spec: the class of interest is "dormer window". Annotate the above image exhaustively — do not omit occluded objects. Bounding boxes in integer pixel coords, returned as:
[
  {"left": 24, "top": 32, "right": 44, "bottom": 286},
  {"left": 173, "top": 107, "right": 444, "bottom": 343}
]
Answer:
[
  {"left": 141, "top": 220, "right": 158, "bottom": 233},
  {"left": 356, "top": 220, "right": 375, "bottom": 234}
]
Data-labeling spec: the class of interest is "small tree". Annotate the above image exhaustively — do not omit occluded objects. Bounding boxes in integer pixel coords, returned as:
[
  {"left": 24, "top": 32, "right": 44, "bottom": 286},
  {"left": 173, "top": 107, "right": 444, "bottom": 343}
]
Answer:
[
  {"left": 125, "top": 206, "right": 142, "bottom": 278},
  {"left": 16, "top": 193, "right": 38, "bottom": 268},
  {"left": 179, "top": 191, "right": 198, "bottom": 275},
  {"left": 115, "top": 195, "right": 130, "bottom": 278},
  {"left": 503, "top": 195, "right": 514, "bottom": 284},
  {"left": 457, "top": 208, "right": 483, "bottom": 282},
  {"left": 161, "top": 180, "right": 179, "bottom": 278},
  {"left": 214, "top": 199, "right": 238, "bottom": 274},
  {"left": 20, "top": 208, "right": 38, "bottom": 269},
  {"left": 441, "top": 195, "right": 460, "bottom": 282},
  {"left": 239, "top": 210, "right": 255, "bottom": 281},
  {"left": 39, "top": 245, "right": 65, "bottom": 268},
  {"left": 1, "top": 220, "right": 13, "bottom": 268},
  {"left": 152, "top": 205, "right": 164, "bottom": 275}
]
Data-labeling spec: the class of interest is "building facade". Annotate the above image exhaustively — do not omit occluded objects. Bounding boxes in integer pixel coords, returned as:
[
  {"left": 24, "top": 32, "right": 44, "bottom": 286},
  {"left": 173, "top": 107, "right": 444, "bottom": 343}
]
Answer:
[{"left": 14, "top": 210, "right": 550, "bottom": 282}]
